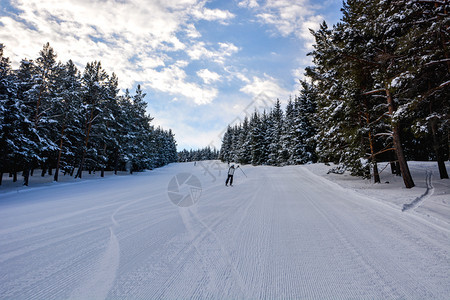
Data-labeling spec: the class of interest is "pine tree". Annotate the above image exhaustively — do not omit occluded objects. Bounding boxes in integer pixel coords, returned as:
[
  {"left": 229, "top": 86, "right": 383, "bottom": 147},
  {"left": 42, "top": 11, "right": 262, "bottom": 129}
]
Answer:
[
  {"left": 31, "top": 43, "right": 60, "bottom": 178},
  {"left": 249, "top": 111, "right": 264, "bottom": 165},
  {"left": 53, "top": 60, "right": 83, "bottom": 181},
  {"left": 236, "top": 117, "right": 251, "bottom": 164},
  {"left": 75, "top": 61, "right": 109, "bottom": 178},
  {"left": 219, "top": 125, "right": 233, "bottom": 163},
  {"left": 14, "top": 58, "right": 43, "bottom": 184},
  {"left": 400, "top": 0, "right": 449, "bottom": 179},
  {"left": 267, "top": 99, "right": 283, "bottom": 166},
  {"left": 0, "top": 45, "right": 28, "bottom": 184},
  {"left": 307, "top": 21, "right": 352, "bottom": 167},
  {"left": 291, "top": 82, "right": 317, "bottom": 164},
  {"left": 307, "top": 0, "right": 418, "bottom": 187},
  {"left": 280, "top": 97, "right": 294, "bottom": 164}
]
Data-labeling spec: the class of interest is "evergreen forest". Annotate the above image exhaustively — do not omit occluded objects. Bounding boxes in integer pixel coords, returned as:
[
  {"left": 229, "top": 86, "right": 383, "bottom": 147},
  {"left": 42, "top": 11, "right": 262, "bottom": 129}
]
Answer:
[
  {"left": 0, "top": 43, "right": 177, "bottom": 185},
  {"left": 219, "top": 0, "right": 449, "bottom": 188}
]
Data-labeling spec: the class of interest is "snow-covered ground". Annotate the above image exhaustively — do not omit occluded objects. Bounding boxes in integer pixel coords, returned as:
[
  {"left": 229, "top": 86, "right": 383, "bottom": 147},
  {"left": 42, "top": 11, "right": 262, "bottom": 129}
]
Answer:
[
  {"left": 305, "top": 161, "right": 450, "bottom": 227},
  {"left": 0, "top": 161, "right": 449, "bottom": 299}
]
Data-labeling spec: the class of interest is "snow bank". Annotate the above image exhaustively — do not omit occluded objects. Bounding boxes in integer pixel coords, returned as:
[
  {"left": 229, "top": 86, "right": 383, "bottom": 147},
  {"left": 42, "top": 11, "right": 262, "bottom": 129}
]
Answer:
[{"left": 305, "top": 161, "right": 450, "bottom": 226}]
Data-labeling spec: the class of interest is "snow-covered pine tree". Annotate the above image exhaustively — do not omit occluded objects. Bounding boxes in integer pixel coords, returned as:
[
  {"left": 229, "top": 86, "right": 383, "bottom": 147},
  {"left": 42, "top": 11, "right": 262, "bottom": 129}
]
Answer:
[
  {"left": 131, "top": 85, "right": 155, "bottom": 171},
  {"left": 0, "top": 45, "right": 32, "bottom": 184},
  {"left": 398, "top": 0, "right": 449, "bottom": 179},
  {"left": 53, "top": 60, "right": 83, "bottom": 181},
  {"left": 308, "top": 0, "right": 417, "bottom": 187},
  {"left": 31, "top": 43, "right": 61, "bottom": 178},
  {"left": 259, "top": 110, "right": 271, "bottom": 164},
  {"left": 229, "top": 124, "right": 241, "bottom": 162},
  {"left": 0, "top": 44, "right": 12, "bottom": 184},
  {"left": 359, "top": 0, "right": 415, "bottom": 187},
  {"left": 219, "top": 125, "right": 233, "bottom": 163},
  {"left": 280, "top": 97, "right": 294, "bottom": 165},
  {"left": 95, "top": 73, "right": 121, "bottom": 177},
  {"left": 116, "top": 88, "right": 145, "bottom": 172},
  {"left": 151, "top": 126, "right": 176, "bottom": 168},
  {"left": 267, "top": 99, "right": 283, "bottom": 166},
  {"left": 75, "top": 61, "right": 109, "bottom": 178},
  {"left": 307, "top": 21, "right": 355, "bottom": 170},
  {"left": 331, "top": 2, "right": 386, "bottom": 180},
  {"left": 14, "top": 58, "right": 43, "bottom": 184},
  {"left": 178, "top": 147, "right": 219, "bottom": 162},
  {"left": 291, "top": 82, "right": 317, "bottom": 165},
  {"left": 249, "top": 111, "right": 264, "bottom": 165},
  {"left": 236, "top": 117, "right": 252, "bottom": 164}
]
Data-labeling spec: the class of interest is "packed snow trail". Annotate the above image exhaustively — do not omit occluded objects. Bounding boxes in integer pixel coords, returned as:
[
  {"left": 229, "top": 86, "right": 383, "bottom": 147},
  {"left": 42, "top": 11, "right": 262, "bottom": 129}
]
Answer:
[{"left": 0, "top": 162, "right": 449, "bottom": 299}]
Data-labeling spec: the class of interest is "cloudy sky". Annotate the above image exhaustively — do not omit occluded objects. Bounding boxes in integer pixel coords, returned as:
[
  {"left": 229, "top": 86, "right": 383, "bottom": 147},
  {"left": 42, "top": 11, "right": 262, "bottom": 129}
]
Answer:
[{"left": 0, "top": 0, "right": 342, "bottom": 150}]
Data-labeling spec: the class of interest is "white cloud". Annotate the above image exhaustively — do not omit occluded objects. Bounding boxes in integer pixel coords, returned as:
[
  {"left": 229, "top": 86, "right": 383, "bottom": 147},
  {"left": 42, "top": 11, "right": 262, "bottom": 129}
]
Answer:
[
  {"left": 185, "top": 23, "right": 201, "bottom": 39},
  {"left": 223, "top": 66, "right": 251, "bottom": 84},
  {"left": 186, "top": 42, "right": 213, "bottom": 60},
  {"left": 242, "top": 0, "right": 323, "bottom": 50},
  {"left": 240, "top": 74, "right": 290, "bottom": 102},
  {"left": 238, "top": 0, "right": 259, "bottom": 8},
  {"left": 235, "top": 72, "right": 250, "bottom": 83},
  {"left": 142, "top": 62, "right": 218, "bottom": 105},
  {"left": 186, "top": 41, "right": 239, "bottom": 64},
  {"left": 292, "top": 67, "right": 305, "bottom": 81},
  {"left": 219, "top": 42, "right": 239, "bottom": 57},
  {"left": 197, "top": 69, "right": 221, "bottom": 84},
  {"left": 192, "top": 7, "right": 235, "bottom": 23},
  {"left": 0, "top": 0, "right": 234, "bottom": 103}
]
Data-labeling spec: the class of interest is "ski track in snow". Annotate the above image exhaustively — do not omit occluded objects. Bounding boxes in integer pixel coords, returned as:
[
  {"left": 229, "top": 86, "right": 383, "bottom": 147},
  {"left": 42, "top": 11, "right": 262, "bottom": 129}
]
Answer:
[
  {"left": 0, "top": 162, "right": 449, "bottom": 299},
  {"left": 402, "top": 170, "right": 434, "bottom": 212}
]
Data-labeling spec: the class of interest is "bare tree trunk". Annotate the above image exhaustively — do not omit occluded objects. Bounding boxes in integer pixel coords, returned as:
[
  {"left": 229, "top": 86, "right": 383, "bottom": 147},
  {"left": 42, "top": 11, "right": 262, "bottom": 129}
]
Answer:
[
  {"left": 23, "top": 165, "right": 30, "bottom": 186},
  {"left": 390, "top": 157, "right": 396, "bottom": 174},
  {"left": 54, "top": 124, "right": 65, "bottom": 182},
  {"left": 75, "top": 158, "right": 84, "bottom": 179},
  {"left": 430, "top": 118, "right": 449, "bottom": 179},
  {"left": 386, "top": 87, "right": 414, "bottom": 188},
  {"left": 364, "top": 108, "right": 380, "bottom": 183},
  {"left": 395, "top": 161, "right": 401, "bottom": 176},
  {"left": 114, "top": 151, "right": 119, "bottom": 175},
  {"left": 76, "top": 106, "right": 95, "bottom": 179},
  {"left": 101, "top": 142, "right": 106, "bottom": 178},
  {"left": 13, "top": 161, "right": 17, "bottom": 182}
]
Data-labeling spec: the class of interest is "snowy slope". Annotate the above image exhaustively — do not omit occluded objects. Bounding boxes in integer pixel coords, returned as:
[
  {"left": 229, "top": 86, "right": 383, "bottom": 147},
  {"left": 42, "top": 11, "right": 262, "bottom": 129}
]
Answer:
[
  {"left": 306, "top": 161, "right": 450, "bottom": 226},
  {"left": 0, "top": 162, "right": 449, "bottom": 299}
]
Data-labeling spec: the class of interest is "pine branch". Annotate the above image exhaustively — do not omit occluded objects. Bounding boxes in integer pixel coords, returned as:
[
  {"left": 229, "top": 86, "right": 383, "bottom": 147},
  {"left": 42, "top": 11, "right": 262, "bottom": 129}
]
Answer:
[
  {"left": 424, "top": 58, "right": 450, "bottom": 66},
  {"left": 412, "top": 0, "right": 447, "bottom": 4},
  {"left": 361, "top": 88, "right": 385, "bottom": 95}
]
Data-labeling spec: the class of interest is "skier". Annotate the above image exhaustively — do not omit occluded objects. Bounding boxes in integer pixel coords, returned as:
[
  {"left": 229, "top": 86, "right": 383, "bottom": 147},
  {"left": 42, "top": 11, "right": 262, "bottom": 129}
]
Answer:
[{"left": 225, "top": 164, "right": 235, "bottom": 186}]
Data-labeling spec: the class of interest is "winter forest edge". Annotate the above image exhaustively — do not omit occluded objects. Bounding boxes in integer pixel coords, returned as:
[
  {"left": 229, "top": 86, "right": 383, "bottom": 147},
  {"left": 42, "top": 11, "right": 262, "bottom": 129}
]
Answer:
[
  {"left": 219, "top": 0, "right": 449, "bottom": 188},
  {"left": 1, "top": 0, "right": 450, "bottom": 189},
  {"left": 0, "top": 43, "right": 177, "bottom": 186}
]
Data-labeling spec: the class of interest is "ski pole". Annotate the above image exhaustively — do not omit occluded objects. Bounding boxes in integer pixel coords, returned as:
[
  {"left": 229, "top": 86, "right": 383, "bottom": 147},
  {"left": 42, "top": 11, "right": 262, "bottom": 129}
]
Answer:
[{"left": 237, "top": 165, "right": 247, "bottom": 177}]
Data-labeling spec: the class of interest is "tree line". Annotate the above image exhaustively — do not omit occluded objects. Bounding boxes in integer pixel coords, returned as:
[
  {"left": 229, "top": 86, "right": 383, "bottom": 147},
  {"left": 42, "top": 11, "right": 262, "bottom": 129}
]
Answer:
[
  {"left": 178, "top": 147, "right": 220, "bottom": 162},
  {"left": 220, "top": 0, "right": 449, "bottom": 188},
  {"left": 0, "top": 43, "right": 177, "bottom": 186},
  {"left": 219, "top": 94, "right": 317, "bottom": 166}
]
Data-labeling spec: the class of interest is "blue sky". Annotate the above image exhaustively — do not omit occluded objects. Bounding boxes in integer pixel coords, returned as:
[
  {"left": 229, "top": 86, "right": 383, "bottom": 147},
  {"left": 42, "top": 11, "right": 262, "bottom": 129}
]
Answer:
[{"left": 0, "top": 0, "right": 342, "bottom": 150}]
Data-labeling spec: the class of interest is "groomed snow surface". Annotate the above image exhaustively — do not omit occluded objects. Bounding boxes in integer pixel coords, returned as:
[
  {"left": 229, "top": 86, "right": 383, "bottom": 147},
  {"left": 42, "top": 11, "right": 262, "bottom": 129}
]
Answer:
[{"left": 0, "top": 161, "right": 449, "bottom": 299}]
